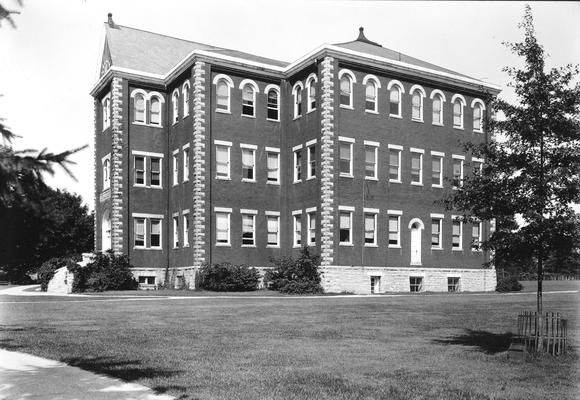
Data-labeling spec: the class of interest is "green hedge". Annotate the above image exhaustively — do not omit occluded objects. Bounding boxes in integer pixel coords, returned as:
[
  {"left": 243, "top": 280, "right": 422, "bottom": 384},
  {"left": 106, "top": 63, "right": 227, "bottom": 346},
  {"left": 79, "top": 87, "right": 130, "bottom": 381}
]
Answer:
[
  {"left": 69, "top": 252, "right": 138, "bottom": 292},
  {"left": 496, "top": 275, "right": 523, "bottom": 292},
  {"left": 196, "top": 262, "right": 260, "bottom": 292},
  {"left": 264, "top": 247, "right": 323, "bottom": 294}
]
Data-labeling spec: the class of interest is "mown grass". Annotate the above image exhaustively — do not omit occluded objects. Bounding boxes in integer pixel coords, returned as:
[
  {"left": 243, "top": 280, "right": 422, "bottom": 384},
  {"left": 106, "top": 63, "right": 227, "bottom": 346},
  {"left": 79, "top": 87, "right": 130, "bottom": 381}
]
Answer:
[{"left": 0, "top": 286, "right": 578, "bottom": 400}]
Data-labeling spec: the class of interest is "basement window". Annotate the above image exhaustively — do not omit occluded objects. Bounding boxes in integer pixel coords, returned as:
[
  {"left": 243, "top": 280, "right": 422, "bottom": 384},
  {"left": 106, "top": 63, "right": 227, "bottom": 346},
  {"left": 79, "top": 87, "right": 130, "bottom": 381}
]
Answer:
[
  {"left": 448, "top": 277, "right": 460, "bottom": 292},
  {"left": 410, "top": 277, "right": 423, "bottom": 292}
]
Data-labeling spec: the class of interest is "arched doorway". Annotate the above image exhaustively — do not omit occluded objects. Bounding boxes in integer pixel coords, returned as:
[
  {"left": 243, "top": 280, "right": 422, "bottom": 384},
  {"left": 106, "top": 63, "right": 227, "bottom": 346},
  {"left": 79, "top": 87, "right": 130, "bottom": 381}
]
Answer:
[
  {"left": 408, "top": 218, "right": 424, "bottom": 265},
  {"left": 102, "top": 209, "right": 111, "bottom": 252}
]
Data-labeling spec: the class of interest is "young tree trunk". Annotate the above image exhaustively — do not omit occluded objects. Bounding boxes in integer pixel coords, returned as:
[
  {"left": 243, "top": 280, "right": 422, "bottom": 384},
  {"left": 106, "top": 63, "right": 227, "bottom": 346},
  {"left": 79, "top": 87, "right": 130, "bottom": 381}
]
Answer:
[{"left": 537, "top": 246, "right": 543, "bottom": 352}]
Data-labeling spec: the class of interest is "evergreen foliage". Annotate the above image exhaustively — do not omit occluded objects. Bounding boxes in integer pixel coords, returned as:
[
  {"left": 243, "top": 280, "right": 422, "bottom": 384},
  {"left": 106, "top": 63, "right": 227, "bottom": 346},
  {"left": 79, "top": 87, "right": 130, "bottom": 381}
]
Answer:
[
  {"left": 37, "top": 256, "right": 80, "bottom": 291},
  {"left": 195, "top": 262, "right": 260, "bottom": 292},
  {"left": 69, "top": 252, "right": 138, "bottom": 293},
  {"left": 265, "top": 247, "right": 323, "bottom": 294}
]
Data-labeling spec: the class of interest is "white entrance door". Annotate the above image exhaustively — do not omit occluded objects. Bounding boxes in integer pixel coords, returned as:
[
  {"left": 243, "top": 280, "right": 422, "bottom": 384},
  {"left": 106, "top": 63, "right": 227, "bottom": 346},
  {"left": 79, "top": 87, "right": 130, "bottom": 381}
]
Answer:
[{"left": 410, "top": 222, "right": 421, "bottom": 265}]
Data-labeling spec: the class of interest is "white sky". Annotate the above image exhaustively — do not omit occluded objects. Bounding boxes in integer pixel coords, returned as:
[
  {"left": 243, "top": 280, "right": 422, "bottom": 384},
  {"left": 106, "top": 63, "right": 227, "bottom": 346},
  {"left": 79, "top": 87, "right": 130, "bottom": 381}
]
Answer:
[{"left": 0, "top": 0, "right": 578, "bottom": 211}]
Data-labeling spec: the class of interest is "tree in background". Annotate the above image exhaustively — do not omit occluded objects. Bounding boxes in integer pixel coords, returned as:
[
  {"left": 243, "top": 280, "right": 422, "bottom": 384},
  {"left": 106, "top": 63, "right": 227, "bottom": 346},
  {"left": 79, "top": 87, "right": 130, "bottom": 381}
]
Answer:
[{"left": 442, "top": 6, "right": 580, "bottom": 318}]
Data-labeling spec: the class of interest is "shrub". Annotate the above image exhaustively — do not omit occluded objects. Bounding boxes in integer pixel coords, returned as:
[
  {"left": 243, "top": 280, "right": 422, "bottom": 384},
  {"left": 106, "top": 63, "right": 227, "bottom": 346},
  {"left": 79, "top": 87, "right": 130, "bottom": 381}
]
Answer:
[
  {"left": 496, "top": 275, "right": 523, "bottom": 292},
  {"left": 196, "top": 262, "right": 260, "bottom": 292},
  {"left": 69, "top": 251, "right": 138, "bottom": 292},
  {"left": 265, "top": 247, "right": 323, "bottom": 294},
  {"left": 37, "top": 256, "right": 80, "bottom": 291}
]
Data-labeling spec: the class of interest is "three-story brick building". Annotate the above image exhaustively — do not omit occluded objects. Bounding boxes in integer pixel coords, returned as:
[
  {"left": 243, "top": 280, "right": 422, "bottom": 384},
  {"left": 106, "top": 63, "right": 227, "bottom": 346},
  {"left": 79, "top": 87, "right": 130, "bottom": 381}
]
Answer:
[{"left": 92, "top": 15, "right": 500, "bottom": 293}]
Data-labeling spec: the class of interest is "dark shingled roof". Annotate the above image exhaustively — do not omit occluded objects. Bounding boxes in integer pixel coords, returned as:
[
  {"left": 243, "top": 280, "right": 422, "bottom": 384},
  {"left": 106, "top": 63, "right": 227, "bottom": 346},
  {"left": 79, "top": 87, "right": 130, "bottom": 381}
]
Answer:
[{"left": 105, "top": 24, "right": 288, "bottom": 76}]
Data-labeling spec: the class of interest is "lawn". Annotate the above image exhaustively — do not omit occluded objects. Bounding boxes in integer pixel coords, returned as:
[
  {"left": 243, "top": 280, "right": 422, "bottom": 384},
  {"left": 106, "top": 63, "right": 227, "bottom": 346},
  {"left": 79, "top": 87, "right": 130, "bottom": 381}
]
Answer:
[{"left": 1, "top": 288, "right": 578, "bottom": 400}]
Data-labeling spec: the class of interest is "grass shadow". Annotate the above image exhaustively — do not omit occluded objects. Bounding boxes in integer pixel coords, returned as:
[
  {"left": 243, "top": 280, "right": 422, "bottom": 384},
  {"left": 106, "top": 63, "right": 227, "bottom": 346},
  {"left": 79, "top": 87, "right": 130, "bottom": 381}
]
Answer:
[{"left": 433, "top": 329, "right": 514, "bottom": 354}]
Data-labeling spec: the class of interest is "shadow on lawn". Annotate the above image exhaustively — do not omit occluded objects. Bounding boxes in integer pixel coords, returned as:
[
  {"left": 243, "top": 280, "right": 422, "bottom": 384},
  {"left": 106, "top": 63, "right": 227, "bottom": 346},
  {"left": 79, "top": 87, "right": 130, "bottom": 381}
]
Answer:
[{"left": 433, "top": 329, "right": 514, "bottom": 354}]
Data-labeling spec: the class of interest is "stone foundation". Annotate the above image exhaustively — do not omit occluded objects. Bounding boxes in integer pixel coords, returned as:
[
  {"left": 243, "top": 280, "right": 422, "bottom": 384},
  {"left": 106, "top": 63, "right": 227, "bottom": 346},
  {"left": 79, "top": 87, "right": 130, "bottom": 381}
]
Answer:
[{"left": 321, "top": 266, "right": 496, "bottom": 294}]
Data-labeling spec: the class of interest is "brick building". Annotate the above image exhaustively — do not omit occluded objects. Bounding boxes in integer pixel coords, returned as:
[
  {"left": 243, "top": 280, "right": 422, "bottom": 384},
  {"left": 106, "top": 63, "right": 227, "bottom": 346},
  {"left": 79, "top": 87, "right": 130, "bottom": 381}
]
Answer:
[{"left": 91, "top": 15, "right": 500, "bottom": 293}]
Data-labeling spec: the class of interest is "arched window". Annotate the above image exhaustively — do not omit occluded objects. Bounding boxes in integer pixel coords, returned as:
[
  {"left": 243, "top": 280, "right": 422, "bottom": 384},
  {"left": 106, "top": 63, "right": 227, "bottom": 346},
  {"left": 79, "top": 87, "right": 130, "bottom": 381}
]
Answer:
[
  {"left": 410, "top": 85, "right": 426, "bottom": 122},
  {"left": 172, "top": 90, "right": 179, "bottom": 124},
  {"left": 102, "top": 209, "right": 111, "bottom": 252},
  {"left": 339, "top": 69, "right": 356, "bottom": 108},
  {"left": 134, "top": 93, "right": 145, "bottom": 123},
  {"left": 150, "top": 96, "right": 161, "bottom": 125},
  {"left": 103, "top": 157, "right": 110, "bottom": 189},
  {"left": 471, "top": 99, "right": 485, "bottom": 132},
  {"left": 292, "top": 82, "right": 304, "bottom": 118},
  {"left": 452, "top": 94, "right": 466, "bottom": 129},
  {"left": 182, "top": 81, "right": 190, "bottom": 117},
  {"left": 365, "top": 80, "right": 377, "bottom": 112},
  {"left": 265, "top": 85, "right": 280, "bottom": 121},
  {"left": 102, "top": 96, "right": 111, "bottom": 130},
  {"left": 387, "top": 80, "right": 405, "bottom": 117},
  {"left": 306, "top": 74, "right": 317, "bottom": 112},
  {"left": 430, "top": 90, "right": 446, "bottom": 125},
  {"left": 213, "top": 74, "right": 234, "bottom": 113},
  {"left": 240, "top": 80, "right": 258, "bottom": 117}
]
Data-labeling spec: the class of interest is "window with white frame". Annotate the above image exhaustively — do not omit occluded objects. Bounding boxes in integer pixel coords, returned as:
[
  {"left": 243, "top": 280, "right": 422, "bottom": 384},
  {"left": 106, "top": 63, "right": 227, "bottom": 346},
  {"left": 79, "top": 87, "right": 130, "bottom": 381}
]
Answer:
[
  {"left": 173, "top": 216, "right": 179, "bottom": 248},
  {"left": 215, "top": 141, "right": 231, "bottom": 180},
  {"left": 431, "top": 217, "right": 443, "bottom": 249},
  {"left": 306, "top": 74, "right": 317, "bottom": 112},
  {"left": 215, "top": 209, "right": 231, "bottom": 245},
  {"left": 388, "top": 146, "right": 402, "bottom": 182},
  {"left": 293, "top": 82, "right": 303, "bottom": 118},
  {"left": 388, "top": 81, "right": 404, "bottom": 117},
  {"left": 364, "top": 143, "right": 378, "bottom": 179},
  {"left": 452, "top": 218, "right": 463, "bottom": 250},
  {"left": 452, "top": 156, "right": 464, "bottom": 188},
  {"left": 410, "top": 149, "right": 423, "bottom": 185},
  {"left": 266, "top": 149, "right": 280, "bottom": 184},
  {"left": 293, "top": 212, "right": 302, "bottom": 247},
  {"left": 293, "top": 148, "right": 302, "bottom": 182},
  {"left": 266, "top": 213, "right": 280, "bottom": 247},
  {"left": 214, "top": 75, "right": 233, "bottom": 113},
  {"left": 307, "top": 210, "right": 316, "bottom": 245},
  {"left": 150, "top": 219, "right": 162, "bottom": 248},
  {"left": 150, "top": 157, "right": 161, "bottom": 187},
  {"left": 149, "top": 96, "right": 161, "bottom": 126},
  {"left": 363, "top": 75, "right": 380, "bottom": 113},
  {"left": 183, "top": 147, "right": 189, "bottom": 182},
  {"left": 471, "top": 221, "right": 482, "bottom": 251},
  {"left": 452, "top": 95, "right": 466, "bottom": 129},
  {"left": 339, "top": 70, "right": 355, "bottom": 108},
  {"left": 339, "top": 209, "right": 353, "bottom": 245},
  {"left": 172, "top": 153, "right": 179, "bottom": 186},
  {"left": 364, "top": 211, "right": 378, "bottom": 246},
  {"left": 102, "top": 154, "right": 110, "bottom": 190},
  {"left": 241, "top": 81, "right": 257, "bottom": 117},
  {"left": 410, "top": 86, "right": 425, "bottom": 122},
  {"left": 473, "top": 103, "right": 483, "bottom": 132},
  {"left": 241, "top": 146, "right": 256, "bottom": 182},
  {"left": 241, "top": 212, "right": 256, "bottom": 246},
  {"left": 102, "top": 95, "right": 111, "bottom": 130},
  {"left": 431, "top": 153, "right": 443, "bottom": 187},
  {"left": 134, "top": 218, "right": 146, "bottom": 247},
  {"left": 432, "top": 93, "right": 444, "bottom": 125},
  {"left": 266, "top": 86, "right": 280, "bottom": 121},
  {"left": 410, "top": 277, "right": 423, "bottom": 292},
  {"left": 172, "top": 90, "right": 179, "bottom": 124},
  {"left": 307, "top": 143, "right": 316, "bottom": 179},
  {"left": 182, "top": 81, "right": 190, "bottom": 117},
  {"left": 134, "top": 93, "right": 145, "bottom": 123},
  {"left": 388, "top": 213, "right": 401, "bottom": 247},
  {"left": 183, "top": 213, "right": 189, "bottom": 247},
  {"left": 134, "top": 156, "right": 145, "bottom": 186},
  {"left": 339, "top": 138, "right": 353, "bottom": 177}
]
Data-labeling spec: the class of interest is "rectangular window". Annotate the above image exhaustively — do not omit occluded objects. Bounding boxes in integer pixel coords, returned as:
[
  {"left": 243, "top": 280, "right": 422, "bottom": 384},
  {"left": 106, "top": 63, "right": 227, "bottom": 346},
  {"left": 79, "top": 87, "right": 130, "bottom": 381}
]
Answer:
[
  {"left": 365, "top": 145, "right": 377, "bottom": 179},
  {"left": 216, "top": 144, "right": 230, "bottom": 179},
  {"left": 134, "top": 218, "right": 145, "bottom": 247},
  {"left": 173, "top": 216, "right": 179, "bottom": 248},
  {"left": 432, "top": 156, "right": 443, "bottom": 187},
  {"left": 138, "top": 276, "right": 156, "bottom": 285},
  {"left": 364, "top": 213, "right": 377, "bottom": 246},
  {"left": 410, "top": 277, "right": 423, "bottom": 292},
  {"left": 241, "top": 148, "right": 255, "bottom": 181},
  {"left": 150, "top": 158, "right": 161, "bottom": 187},
  {"left": 452, "top": 158, "right": 464, "bottom": 188},
  {"left": 452, "top": 220, "right": 463, "bottom": 249},
  {"left": 183, "top": 214, "right": 189, "bottom": 247},
  {"left": 388, "top": 215, "right": 400, "bottom": 247},
  {"left": 242, "top": 214, "right": 255, "bottom": 246},
  {"left": 339, "top": 211, "right": 352, "bottom": 245},
  {"left": 448, "top": 277, "right": 460, "bottom": 292},
  {"left": 431, "top": 218, "right": 442, "bottom": 249},
  {"left": 150, "top": 219, "right": 161, "bottom": 248},
  {"left": 134, "top": 156, "right": 145, "bottom": 186},
  {"left": 307, "top": 145, "right": 316, "bottom": 179},
  {"left": 389, "top": 148, "right": 401, "bottom": 182},
  {"left": 183, "top": 148, "right": 189, "bottom": 182},
  {"left": 339, "top": 141, "right": 353, "bottom": 177},
  {"left": 307, "top": 211, "right": 316, "bottom": 245},
  {"left": 267, "top": 151, "right": 280, "bottom": 184},
  {"left": 172, "top": 153, "right": 178, "bottom": 186},
  {"left": 471, "top": 222, "right": 482, "bottom": 251},
  {"left": 411, "top": 152, "right": 423, "bottom": 185},
  {"left": 293, "top": 214, "right": 302, "bottom": 247},
  {"left": 216, "top": 212, "right": 230, "bottom": 245},
  {"left": 370, "top": 276, "right": 381, "bottom": 294},
  {"left": 294, "top": 149, "right": 302, "bottom": 182},
  {"left": 267, "top": 215, "right": 280, "bottom": 247}
]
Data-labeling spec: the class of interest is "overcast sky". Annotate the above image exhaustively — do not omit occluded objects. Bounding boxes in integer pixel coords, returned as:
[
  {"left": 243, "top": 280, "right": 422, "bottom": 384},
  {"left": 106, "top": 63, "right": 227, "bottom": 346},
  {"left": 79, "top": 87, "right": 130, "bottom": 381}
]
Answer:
[{"left": 1, "top": 0, "right": 578, "bottom": 211}]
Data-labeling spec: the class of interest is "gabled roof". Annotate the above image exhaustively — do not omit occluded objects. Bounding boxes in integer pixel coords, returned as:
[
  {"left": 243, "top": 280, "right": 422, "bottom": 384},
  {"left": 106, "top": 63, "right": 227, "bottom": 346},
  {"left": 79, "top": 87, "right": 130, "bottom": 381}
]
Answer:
[{"left": 104, "top": 23, "right": 288, "bottom": 77}]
